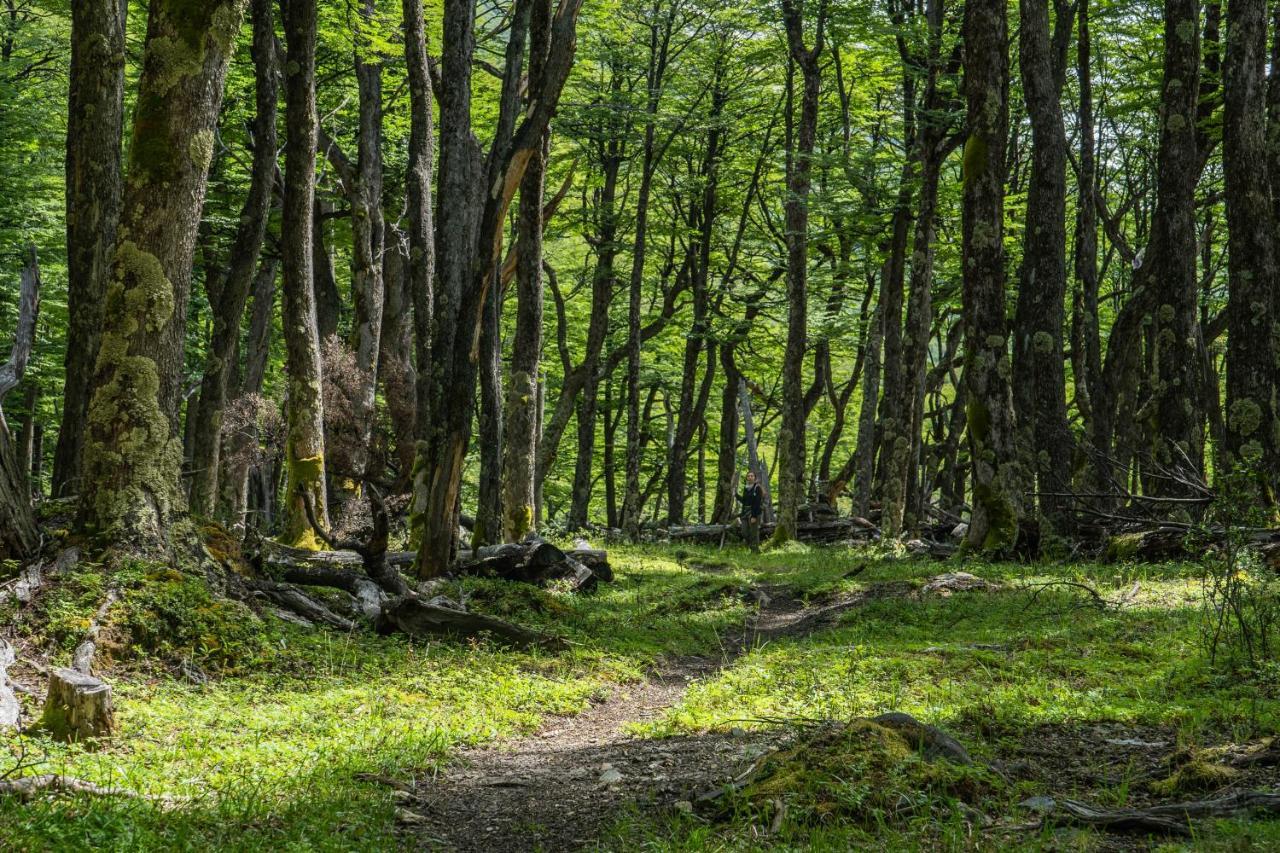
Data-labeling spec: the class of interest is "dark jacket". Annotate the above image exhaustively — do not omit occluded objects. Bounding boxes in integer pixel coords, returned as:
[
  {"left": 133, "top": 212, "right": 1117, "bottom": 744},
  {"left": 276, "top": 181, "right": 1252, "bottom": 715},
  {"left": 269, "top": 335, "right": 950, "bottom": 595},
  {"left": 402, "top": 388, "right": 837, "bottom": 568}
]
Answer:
[{"left": 738, "top": 482, "right": 763, "bottom": 519}]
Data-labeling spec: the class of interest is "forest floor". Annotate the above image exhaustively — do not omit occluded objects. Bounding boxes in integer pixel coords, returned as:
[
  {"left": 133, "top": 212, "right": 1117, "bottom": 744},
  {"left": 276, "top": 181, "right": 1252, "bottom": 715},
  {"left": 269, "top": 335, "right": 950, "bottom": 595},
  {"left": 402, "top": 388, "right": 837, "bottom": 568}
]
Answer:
[{"left": 2, "top": 541, "right": 1279, "bottom": 850}]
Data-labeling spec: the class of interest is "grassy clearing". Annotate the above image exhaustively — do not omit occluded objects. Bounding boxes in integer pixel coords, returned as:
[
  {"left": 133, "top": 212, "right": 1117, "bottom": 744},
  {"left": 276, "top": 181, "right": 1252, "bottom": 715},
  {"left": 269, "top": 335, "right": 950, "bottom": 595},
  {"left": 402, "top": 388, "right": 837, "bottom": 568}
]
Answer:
[{"left": 2, "top": 542, "right": 1279, "bottom": 850}]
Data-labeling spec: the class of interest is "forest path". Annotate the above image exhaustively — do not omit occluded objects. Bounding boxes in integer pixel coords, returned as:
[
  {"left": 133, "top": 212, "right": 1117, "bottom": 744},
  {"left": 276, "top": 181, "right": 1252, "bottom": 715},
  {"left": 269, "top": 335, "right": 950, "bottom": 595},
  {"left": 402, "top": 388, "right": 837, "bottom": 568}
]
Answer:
[{"left": 406, "top": 583, "right": 878, "bottom": 852}]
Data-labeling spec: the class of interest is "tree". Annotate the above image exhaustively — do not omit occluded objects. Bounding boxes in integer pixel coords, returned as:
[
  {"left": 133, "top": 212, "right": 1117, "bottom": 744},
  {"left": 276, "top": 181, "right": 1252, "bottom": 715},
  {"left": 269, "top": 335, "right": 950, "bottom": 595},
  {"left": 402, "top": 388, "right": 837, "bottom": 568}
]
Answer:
[
  {"left": 78, "top": 0, "right": 248, "bottom": 548},
  {"left": 411, "top": 0, "right": 585, "bottom": 577},
  {"left": 774, "top": 0, "right": 827, "bottom": 543},
  {"left": 1013, "top": 0, "right": 1073, "bottom": 533},
  {"left": 52, "top": 0, "right": 125, "bottom": 498},
  {"left": 960, "top": 0, "right": 1021, "bottom": 553},
  {"left": 1222, "top": 0, "right": 1278, "bottom": 493},
  {"left": 279, "top": 0, "right": 329, "bottom": 548},
  {"left": 501, "top": 1, "right": 553, "bottom": 542},
  {"left": 1146, "top": 0, "right": 1205, "bottom": 497},
  {"left": 187, "top": 0, "right": 277, "bottom": 518}
]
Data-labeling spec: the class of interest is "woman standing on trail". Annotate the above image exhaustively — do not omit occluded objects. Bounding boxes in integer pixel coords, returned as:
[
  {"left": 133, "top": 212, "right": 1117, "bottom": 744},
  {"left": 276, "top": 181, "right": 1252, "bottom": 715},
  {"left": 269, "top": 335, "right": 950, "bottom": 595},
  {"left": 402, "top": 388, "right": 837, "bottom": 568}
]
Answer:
[{"left": 739, "top": 469, "right": 764, "bottom": 553}]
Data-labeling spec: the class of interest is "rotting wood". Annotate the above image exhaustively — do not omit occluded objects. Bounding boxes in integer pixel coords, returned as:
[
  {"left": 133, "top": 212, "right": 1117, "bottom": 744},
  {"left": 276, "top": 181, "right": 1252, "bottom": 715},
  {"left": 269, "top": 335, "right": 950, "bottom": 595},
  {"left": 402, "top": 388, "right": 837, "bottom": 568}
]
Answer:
[
  {"left": 375, "top": 597, "right": 567, "bottom": 651},
  {"left": 38, "top": 668, "right": 115, "bottom": 742}
]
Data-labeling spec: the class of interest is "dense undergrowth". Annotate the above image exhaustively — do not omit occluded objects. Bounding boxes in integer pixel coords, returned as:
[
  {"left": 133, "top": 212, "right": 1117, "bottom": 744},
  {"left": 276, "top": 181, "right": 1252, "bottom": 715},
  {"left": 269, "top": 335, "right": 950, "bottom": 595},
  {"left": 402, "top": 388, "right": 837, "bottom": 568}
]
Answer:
[{"left": 1, "top": 542, "right": 1278, "bottom": 850}]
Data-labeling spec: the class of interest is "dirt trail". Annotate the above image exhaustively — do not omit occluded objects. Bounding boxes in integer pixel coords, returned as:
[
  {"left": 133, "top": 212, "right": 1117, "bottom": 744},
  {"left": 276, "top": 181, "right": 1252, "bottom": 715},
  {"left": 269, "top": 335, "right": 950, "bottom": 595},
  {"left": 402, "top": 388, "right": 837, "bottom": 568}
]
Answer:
[{"left": 406, "top": 584, "right": 876, "bottom": 852}]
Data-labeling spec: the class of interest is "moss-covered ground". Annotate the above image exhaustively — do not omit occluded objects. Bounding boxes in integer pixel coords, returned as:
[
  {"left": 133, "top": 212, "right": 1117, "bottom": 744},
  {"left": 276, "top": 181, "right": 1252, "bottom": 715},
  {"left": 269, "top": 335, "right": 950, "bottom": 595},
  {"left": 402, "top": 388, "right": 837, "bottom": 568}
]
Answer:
[{"left": 2, "top": 542, "right": 1279, "bottom": 850}]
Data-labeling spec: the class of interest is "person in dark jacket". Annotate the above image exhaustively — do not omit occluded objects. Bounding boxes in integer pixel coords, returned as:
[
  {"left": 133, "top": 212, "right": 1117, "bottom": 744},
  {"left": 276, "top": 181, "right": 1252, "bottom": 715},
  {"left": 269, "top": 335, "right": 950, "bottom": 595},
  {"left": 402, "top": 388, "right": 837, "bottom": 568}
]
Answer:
[{"left": 738, "top": 469, "right": 764, "bottom": 553}]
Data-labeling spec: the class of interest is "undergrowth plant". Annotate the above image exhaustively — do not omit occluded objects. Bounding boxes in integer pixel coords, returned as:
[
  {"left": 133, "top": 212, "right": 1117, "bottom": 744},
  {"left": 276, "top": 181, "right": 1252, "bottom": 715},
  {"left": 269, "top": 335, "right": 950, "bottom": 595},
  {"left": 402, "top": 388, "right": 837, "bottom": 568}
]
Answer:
[{"left": 1198, "top": 467, "right": 1280, "bottom": 679}]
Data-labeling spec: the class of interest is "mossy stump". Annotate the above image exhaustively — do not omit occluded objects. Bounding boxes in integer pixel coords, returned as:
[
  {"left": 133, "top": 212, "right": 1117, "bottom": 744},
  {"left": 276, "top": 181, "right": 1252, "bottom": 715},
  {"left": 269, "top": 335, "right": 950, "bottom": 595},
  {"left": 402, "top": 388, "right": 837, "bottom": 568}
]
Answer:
[{"left": 39, "top": 668, "right": 115, "bottom": 743}]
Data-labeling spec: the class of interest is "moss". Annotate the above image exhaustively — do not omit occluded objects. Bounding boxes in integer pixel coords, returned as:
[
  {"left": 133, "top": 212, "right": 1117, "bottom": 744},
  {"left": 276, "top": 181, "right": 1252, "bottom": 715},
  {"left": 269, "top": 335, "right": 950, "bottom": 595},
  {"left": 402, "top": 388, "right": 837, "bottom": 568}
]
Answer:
[
  {"left": 188, "top": 129, "right": 215, "bottom": 171},
  {"left": 1228, "top": 398, "right": 1264, "bottom": 438},
  {"left": 282, "top": 452, "right": 326, "bottom": 550},
  {"left": 1032, "top": 331, "right": 1054, "bottom": 355},
  {"left": 505, "top": 503, "right": 535, "bottom": 541},
  {"left": 962, "top": 134, "right": 987, "bottom": 191},
  {"left": 80, "top": 241, "right": 184, "bottom": 543},
  {"left": 972, "top": 479, "right": 1018, "bottom": 553},
  {"left": 728, "top": 720, "right": 999, "bottom": 829},
  {"left": 1150, "top": 758, "right": 1238, "bottom": 796},
  {"left": 1105, "top": 532, "right": 1146, "bottom": 562}
]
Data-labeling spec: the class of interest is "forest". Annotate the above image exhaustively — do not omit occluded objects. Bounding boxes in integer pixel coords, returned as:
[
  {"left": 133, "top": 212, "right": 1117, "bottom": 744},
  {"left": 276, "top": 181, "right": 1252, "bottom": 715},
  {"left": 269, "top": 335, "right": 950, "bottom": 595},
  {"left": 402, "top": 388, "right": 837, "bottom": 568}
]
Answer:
[{"left": 1, "top": 0, "right": 1280, "bottom": 849}]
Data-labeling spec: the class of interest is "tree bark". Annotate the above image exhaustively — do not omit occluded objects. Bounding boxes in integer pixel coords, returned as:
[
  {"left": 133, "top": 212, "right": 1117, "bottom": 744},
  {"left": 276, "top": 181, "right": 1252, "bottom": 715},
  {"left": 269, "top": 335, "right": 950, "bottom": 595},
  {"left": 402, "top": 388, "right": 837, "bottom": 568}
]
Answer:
[
  {"left": 1223, "top": 0, "right": 1278, "bottom": 493},
  {"left": 474, "top": 270, "right": 504, "bottom": 546},
  {"left": 219, "top": 259, "right": 277, "bottom": 530},
  {"left": 53, "top": 0, "right": 126, "bottom": 499},
  {"left": 1014, "top": 0, "right": 1074, "bottom": 532},
  {"left": 961, "top": 0, "right": 1022, "bottom": 554},
  {"left": 188, "top": 0, "right": 277, "bottom": 518},
  {"left": 412, "top": 0, "right": 584, "bottom": 577},
  {"left": 79, "top": 0, "right": 248, "bottom": 549},
  {"left": 501, "top": 3, "right": 551, "bottom": 542},
  {"left": 1146, "top": 0, "right": 1205, "bottom": 497},
  {"left": 403, "top": 0, "right": 435, "bottom": 452},
  {"left": 1074, "top": 0, "right": 1103, "bottom": 479},
  {"left": 0, "top": 246, "right": 40, "bottom": 558},
  {"left": 775, "top": 0, "right": 826, "bottom": 543},
  {"left": 280, "top": 0, "right": 329, "bottom": 548},
  {"left": 377, "top": 234, "right": 416, "bottom": 492},
  {"left": 346, "top": 0, "right": 385, "bottom": 485}
]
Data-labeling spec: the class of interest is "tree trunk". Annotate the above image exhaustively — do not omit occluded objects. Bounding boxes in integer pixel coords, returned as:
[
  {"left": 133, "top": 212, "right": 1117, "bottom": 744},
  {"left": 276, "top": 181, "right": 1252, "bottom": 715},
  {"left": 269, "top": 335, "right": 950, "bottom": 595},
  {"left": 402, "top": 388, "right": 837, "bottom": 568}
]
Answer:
[
  {"left": 219, "top": 259, "right": 277, "bottom": 530},
  {"left": 412, "top": 0, "right": 584, "bottom": 577},
  {"left": 1074, "top": 0, "right": 1103, "bottom": 475},
  {"left": 1223, "top": 0, "right": 1278, "bottom": 493},
  {"left": 280, "top": 0, "right": 329, "bottom": 548},
  {"left": 851, "top": 292, "right": 884, "bottom": 518},
  {"left": 1146, "top": 0, "right": 1205, "bottom": 497},
  {"left": 53, "top": 0, "right": 125, "bottom": 499},
  {"left": 346, "top": 0, "right": 386, "bottom": 485},
  {"left": 1014, "top": 0, "right": 1074, "bottom": 532},
  {"left": 0, "top": 247, "right": 40, "bottom": 558},
  {"left": 961, "top": 0, "right": 1022, "bottom": 554},
  {"left": 775, "top": 0, "right": 826, "bottom": 543},
  {"left": 188, "top": 0, "right": 276, "bottom": 518},
  {"left": 622, "top": 5, "right": 676, "bottom": 541},
  {"left": 474, "top": 270, "right": 503, "bottom": 546},
  {"left": 377, "top": 234, "right": 416, "bottom": 492},
  {"left": 79, "top": 0, "right": 248, "bottom": 549},
  {"left": 403, "top": 0, "right": 435, "bottom": 458}
]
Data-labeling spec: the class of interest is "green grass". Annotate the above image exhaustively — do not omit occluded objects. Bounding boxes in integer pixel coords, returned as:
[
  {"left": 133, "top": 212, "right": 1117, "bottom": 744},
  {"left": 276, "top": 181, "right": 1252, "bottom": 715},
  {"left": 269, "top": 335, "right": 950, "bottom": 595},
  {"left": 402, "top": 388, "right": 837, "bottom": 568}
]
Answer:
[{"left": 2, "top": 542, "right": 1279, "bottom": 850}]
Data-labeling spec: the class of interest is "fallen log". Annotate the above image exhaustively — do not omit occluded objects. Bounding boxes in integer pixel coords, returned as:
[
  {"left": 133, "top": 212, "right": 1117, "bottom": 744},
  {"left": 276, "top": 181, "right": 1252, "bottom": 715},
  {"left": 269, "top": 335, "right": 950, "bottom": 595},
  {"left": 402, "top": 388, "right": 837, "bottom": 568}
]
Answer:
[
  {"left": 38, "top": 668, "right": 115, "bottom": 742},
  {"left": 375, "top": 597, "right": 566, "bottom": 651},
  {"left": 245, "top": 579, "right": 357, "bottom": 631},
  {"left": 668, "top": 517, "right": 878, "bottom": 546},
  {"left": 1035, "top": 790, "right": 1280, "bottom": 836},
  {"left": 0, "top": 773, "right": 184, "bottom": 807},
  {"left": 452, "top": 537, "right": 607, "bottom": 592}
]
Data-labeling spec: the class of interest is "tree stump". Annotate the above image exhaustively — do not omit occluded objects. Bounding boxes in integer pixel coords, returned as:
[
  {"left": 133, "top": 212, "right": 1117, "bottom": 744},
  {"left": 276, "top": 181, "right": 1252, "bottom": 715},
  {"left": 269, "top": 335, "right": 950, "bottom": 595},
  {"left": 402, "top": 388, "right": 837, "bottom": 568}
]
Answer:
[{"left": 39, "top": 668, "right": 115, "bottom": 742}]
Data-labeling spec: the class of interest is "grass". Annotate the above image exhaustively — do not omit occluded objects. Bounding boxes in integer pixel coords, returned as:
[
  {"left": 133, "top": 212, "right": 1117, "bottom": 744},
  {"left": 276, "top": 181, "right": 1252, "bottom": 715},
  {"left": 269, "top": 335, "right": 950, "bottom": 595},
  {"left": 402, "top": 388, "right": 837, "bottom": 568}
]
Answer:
[{"left": 2, "top": 542, "right": 1279, "bottom": 850}]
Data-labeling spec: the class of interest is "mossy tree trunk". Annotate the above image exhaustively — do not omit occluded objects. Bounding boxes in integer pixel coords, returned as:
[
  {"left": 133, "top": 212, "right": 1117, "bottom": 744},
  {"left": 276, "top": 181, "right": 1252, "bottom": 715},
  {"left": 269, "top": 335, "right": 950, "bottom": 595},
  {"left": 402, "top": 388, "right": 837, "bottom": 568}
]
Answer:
[
  {"left": 474, "top": 271, "right": 504, "bottom": 547},
  {"left": 774, "top": 0, "right": 827, "bottom": 544},
  {"left": 1222, "top": 0, "right": 1279, "bottom": 493},
  {"left": 280, "top": 0, "right": 329, "bottom": 549},
  {"left": 1146, "top": 0, "right": 1205, "bottom": 498},
  {"left": 188, "top": 0, "right": 277, "bottom": 519},
  {"left": 1013, "top": 0, "right": 1074, "bottom": 533},
  {"left": 78, "top": 0, "right": 248, "bottom": 549},
  {"left": 960, "top": 0, "right": 1023, "bottom": 554},
  {"left": 53, "top": 0, "right": 126, "bottom": 500}
]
